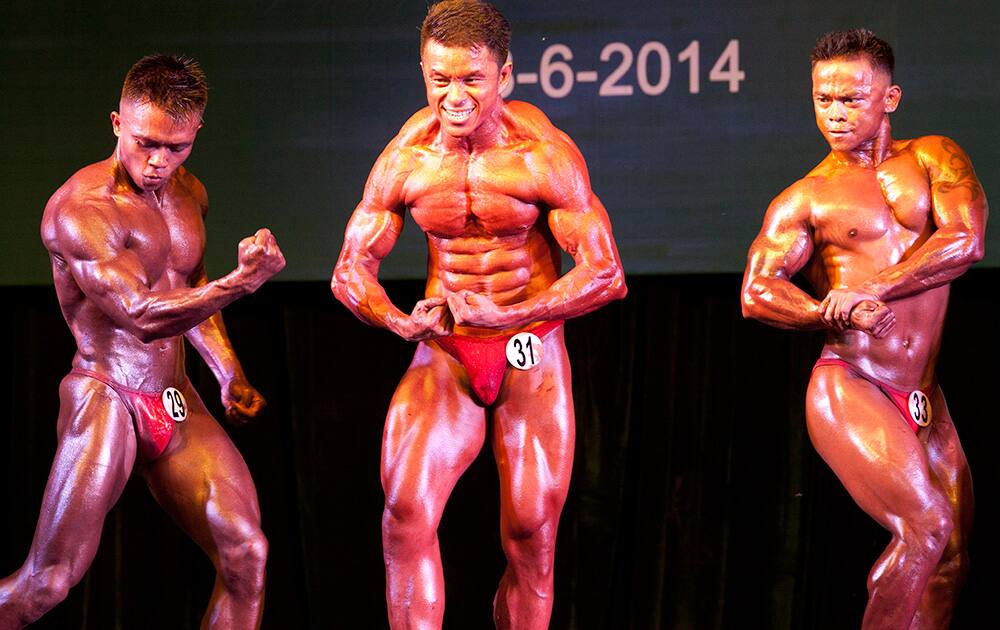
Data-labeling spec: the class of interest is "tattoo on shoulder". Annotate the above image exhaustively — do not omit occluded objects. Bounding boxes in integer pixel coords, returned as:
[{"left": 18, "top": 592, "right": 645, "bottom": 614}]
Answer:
[{"left": 936, "top": 138, "right": 983, "bottom": 202}]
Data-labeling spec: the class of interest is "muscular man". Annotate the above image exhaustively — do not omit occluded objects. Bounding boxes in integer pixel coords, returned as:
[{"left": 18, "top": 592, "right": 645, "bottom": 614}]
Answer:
[
  {"left": 331, "top": 1, "right": 626, "bottom": 627},
  {"left": 0, "top": 55, "right": 284, "bottom": 629},
  {"left": 742, "top": 30, "right": 987, "bottom": 629}
]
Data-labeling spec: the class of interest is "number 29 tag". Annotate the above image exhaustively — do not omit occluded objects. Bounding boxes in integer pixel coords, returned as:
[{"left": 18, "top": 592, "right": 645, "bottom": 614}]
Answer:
[
  {"left": 506, "top": 332, "right": 543, "bottom": 370},
  {"left": 161, "top": 387, "right": 188, "bottom": 422}
]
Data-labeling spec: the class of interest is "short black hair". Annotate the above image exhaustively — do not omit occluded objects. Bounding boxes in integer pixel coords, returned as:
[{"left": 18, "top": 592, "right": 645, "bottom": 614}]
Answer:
[
  {"left": 121, "top": 54, "right": 208, "bottom": 121},
  {"left": 421, "top": 0, "right": 511, "bottom": 66},
  {"left": 811, "top": 29, "right": 894, "bottom": 79}
]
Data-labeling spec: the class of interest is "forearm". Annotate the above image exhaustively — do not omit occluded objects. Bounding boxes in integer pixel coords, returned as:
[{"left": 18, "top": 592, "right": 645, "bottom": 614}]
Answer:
[
  {"left": 495, "top": 260, "right": 627, "bottom": 328},
  {"left": 860, "top": 227, "right": 984, "bottom": 302},
  {"left": 185, "top": 311, "right": 244, "bottom": 386},
  {"left": 742, "top": 275, "right": 828, "bottom": 331},
  {"left": 124, "top": 271, "right": 248, "bottom": 342},
  {"left": 331, "top": 262, "right": 409, "bottom": 334}
]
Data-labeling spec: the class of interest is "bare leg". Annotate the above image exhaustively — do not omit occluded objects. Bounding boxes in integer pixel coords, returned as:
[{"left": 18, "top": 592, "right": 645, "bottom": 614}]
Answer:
[
  {"left": 807, "top": 366, "right": 955, "bottom": 630},
  {"left": 142, "top": 382, "right": 267, "bottom": 630},
  {"left": 908, "top": 387, "right": 973, "bottom": 630},
  {"left": 382, "top": 343, "right": 487, "bottom": 630},
  {"left": 0, "top": 374, "right": 136, "bottom": 629},
  {"left": 492, "top": 330, "right": 574, "bottom": 630}
]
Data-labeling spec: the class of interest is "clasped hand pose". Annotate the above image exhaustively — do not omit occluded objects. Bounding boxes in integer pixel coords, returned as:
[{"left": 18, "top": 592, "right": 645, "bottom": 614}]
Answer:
[
  {"left": 332, "top": 1, "right": 626, "bottom": 627},
  {"left": 742, "top": 29, "right": 987, "bottom": 629}
]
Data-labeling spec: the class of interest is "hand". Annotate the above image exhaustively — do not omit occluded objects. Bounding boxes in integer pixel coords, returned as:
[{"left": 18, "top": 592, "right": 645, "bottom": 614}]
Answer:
[
  {"left": 446, "top": 290, "right": 509, "bottom": 328},
  {"left": 849, "top": 300, "right": 896, "bottom": 339},
  {"left": 396, "top": 297, "right": 453, "bottom": 341},
  {"left": 820, "top": 288, "right": 879, "bottom": 330},
  {"left": 236, "top": 228, "right": 286, "bottom": 293},
  {"left": 222, "top": 375, "right": 266, "bottom": 425}
]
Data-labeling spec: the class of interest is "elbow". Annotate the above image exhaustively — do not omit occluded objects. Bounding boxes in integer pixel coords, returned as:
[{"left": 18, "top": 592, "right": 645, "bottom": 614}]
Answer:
[
  {"left": 134, "top": 327, "right": 159, "bottom": 344},
  {"left": 599, "top": 262, "right": 628, "bottom": 302},
  {"left": 741, "top": 284, "right": 761, "bottom": 320},
  {"left": 330, "top": 266, "right": 350, "bottom": 306},
  {"left": 967, "top": 235, "right": 986, "bottom": 265},
  {"left": 123, "top": 300, "right": 161, "bottom": 343}
]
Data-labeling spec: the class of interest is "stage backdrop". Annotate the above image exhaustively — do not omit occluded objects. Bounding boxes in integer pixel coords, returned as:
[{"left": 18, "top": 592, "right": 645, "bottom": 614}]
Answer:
[{"left": 1, "top": 0, "right": 997, "bottom": 285}]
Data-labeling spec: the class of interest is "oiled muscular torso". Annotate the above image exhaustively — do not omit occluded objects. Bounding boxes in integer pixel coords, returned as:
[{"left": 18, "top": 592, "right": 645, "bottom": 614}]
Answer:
[
  {"left": 805, "top": 139, "right": 945, "bottom": 388},
  {"left": 399, "top": 113, "right": 562, "bottom": 336},
  {"left": 41, "top": 158, "right": 206, "bottom": 390}
]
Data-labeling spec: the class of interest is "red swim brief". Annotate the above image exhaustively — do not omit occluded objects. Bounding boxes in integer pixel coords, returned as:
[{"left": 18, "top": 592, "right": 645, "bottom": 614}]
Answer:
[
  {"left": 812, "top": 357, "right": 934, "bottom": 433},
  {"left": 433, "top": 320, "right": 564, "bottom": 406},
  {"left": 70, "top": 368, "right": 189, "bottom": 460}
]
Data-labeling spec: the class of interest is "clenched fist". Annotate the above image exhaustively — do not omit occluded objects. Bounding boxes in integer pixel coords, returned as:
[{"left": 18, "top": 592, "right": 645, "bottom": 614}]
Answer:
[{"left": 235, "top": 228, "right": 285, "bottom": 293}]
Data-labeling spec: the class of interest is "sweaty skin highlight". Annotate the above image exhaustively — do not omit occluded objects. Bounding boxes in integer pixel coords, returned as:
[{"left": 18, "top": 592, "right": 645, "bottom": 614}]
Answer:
[
  {"left": 332, "top": 3, "right": 626, "bottom": 628},
  {"left": 742, "top": 29, "right": 987, "bottom": 630},
  {"left": 0, "top": 55, "right": 284, "bottom": 630}
]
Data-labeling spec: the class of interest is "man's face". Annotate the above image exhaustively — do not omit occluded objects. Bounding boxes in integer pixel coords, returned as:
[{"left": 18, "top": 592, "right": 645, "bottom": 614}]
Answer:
[
  {"left": 421, "top": 38, "right": 511, "bottom": 138},
  {"left": 811, "top": 56, "right": 901, "bottom": 152},
  {"left": 111, "top": 100, "right": 202, "bottom": 191}
]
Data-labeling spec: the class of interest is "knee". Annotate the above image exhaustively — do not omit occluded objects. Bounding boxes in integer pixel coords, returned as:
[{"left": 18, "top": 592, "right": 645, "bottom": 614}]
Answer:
[
  {"left": 907, "top": 501, "right": 955, "bottom": 558},
  {"left": 382, "top": 495, "right": 437, "bottom": 553},
  {"left": 218, "top": 525, "right": 268, "bottom": 599},
  {"left": 24, "top": 563, "right": 74, "bottom": 619},
  {"left": 503, "top": 513, "right": 558, "bottom": 579}
]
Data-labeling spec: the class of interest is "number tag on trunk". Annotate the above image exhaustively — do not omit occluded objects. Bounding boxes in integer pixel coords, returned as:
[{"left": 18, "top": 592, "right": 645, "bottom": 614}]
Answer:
[
  {"left": 506, "top": 332, "right": 543, "bottom": 370},
  {"left": 908, "top": 390, "right": 931, "bottom": 427},
  {"left": 162, "top": 387, "right": 189, "bottom": 422}
]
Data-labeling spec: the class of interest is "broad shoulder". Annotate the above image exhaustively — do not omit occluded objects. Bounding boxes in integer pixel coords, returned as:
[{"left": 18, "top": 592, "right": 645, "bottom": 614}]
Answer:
[
  {"left": 504, "top": 100, "right": 575, "bottom": 151},
  {"left": 390, "top": 107, "right": 440, "bottom": 152},
  {"left": 764, "top": 174, "right": 821, "bottom": 226},
  {"left": 503, "top": 101, "right": 586, "bottom": 174},
  {"left": 41, "top": 159, "right": 123, "bottom": 254},
  {"left": 900, "top": 134, "right": 966, "bottom": 171}
]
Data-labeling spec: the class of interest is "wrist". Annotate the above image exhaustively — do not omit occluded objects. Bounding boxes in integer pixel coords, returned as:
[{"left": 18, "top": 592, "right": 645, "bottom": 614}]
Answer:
[
  {"left": 218, "top": 269, "right": 251, "bottom": 297},
  {"left": 859, "top": 282, "right": 882, "bottom": 302},
  {"left": 385, "top": 310, "right": 411, "bottom": 338}
]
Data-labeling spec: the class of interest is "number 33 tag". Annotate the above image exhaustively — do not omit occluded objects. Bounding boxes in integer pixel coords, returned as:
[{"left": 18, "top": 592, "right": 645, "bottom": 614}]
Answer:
[
  {"left": 162, "top": 387, "right": 189, "bottom": 422},
  {"left": 908, "top": 390, "right": 931, "bottom": 428},
  {"left": 506, "top": 332, "right": 543, "bottom": 370}
]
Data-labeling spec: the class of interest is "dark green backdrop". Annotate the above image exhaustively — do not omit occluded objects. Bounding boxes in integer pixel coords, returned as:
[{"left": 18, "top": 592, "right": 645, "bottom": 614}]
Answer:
[{"left": 1, "top": 0, "right": 997, "bottom": 285}]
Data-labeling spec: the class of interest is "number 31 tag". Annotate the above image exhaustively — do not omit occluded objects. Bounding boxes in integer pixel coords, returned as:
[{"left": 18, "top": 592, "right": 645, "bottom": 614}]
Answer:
[
  {"left": 506, "top": 332, "right": 543, "bottom": 370},
  {"left": 161, "top": 387, "right": 188, "bottom": 422}
]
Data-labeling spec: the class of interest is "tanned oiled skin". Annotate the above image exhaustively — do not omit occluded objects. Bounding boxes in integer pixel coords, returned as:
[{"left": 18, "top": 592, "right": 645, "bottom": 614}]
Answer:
[
  {"left": 332, "top": 39, "right": 625, "bottom": 630},
  {"left": 742, "top": 56, "right": 987, "bottom": 630},
  {"left": 0, "top": 99, "right": 284, "bottom": 630}
]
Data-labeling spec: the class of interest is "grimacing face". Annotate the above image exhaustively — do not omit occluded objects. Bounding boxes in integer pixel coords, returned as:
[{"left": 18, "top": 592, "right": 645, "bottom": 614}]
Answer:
[
  {"left": 811, "top": 55, "right": 901, "bottom": 153},
  {"left": 111, "top": 100, "right": 202, "bottom": 192},
  {"left": 421, "top": 38, "right": 511, "bottom": 138}
]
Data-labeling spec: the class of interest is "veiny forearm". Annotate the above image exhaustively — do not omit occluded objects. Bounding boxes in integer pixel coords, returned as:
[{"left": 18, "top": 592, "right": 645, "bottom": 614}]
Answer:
[
  {"left": 498, "top": 259, "right": 627, "bottom": 327},
  {"left": 742, "top": 274, "right": 828, "bottom": 331},
  {"left": 122, "top": 271, "right": 247, "bottom": 343},
  {"left": 331, "top": 258, "right": 408, "bottom": 333},
  {"left": 861, "top": 226, "right": 984, "bottom": 302}
]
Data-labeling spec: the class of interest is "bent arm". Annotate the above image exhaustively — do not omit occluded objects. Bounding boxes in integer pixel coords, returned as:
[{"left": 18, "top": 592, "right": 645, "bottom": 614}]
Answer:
[
  {"left": 741, "top": 187, "right": 828, "bottom": 330},
  {"left": 56, "top": 206, "right": 250, "bottom": 343},
  {"left": 860, "top": 137, "right": 988, "bottom": 301},
  {"left": 331, "top": 143, "right": 412, "bottom": 336},
  {"left": 486, "top": 140, "right": 626, "bottom": 327}
]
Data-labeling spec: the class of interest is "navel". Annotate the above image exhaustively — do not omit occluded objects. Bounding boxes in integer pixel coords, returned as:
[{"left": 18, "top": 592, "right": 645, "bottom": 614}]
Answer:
[{"left": 848, "top": 228, "right": 858, "bottom": 238}]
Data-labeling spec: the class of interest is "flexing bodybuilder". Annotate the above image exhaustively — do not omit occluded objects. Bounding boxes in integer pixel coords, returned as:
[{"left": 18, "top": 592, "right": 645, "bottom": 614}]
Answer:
[
  {"left": 742, "top": 30, "right": 987, "bottom": 629},
  {"left": 331, "top": 1, "right": 626, "bottom": 627},
  {"left": 0, "top": 55, "right": 284, "bottom": 629}
]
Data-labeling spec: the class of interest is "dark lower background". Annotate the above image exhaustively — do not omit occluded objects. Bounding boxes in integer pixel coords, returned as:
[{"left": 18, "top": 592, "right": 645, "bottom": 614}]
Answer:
[{"left": 1, "top": 272, "right": 996, "bottom": 629}]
